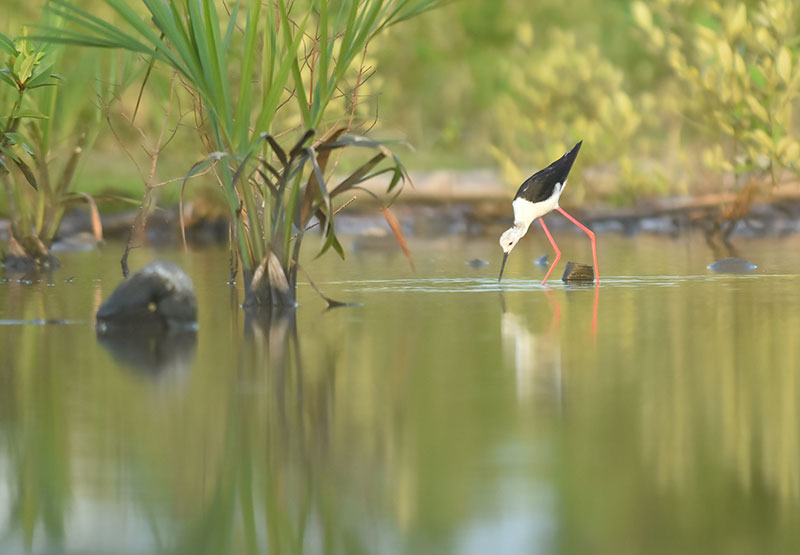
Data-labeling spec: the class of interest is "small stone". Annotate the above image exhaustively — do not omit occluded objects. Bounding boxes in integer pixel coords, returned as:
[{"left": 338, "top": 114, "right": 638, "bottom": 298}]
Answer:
[
  {"left": 352, "top": 228, "right": 396, "bottom": 251},
  {"left": 466, "top": 258, "right": 489, "bottom": 267},
  {"left": 707, "top": 257, "right": 757, "bottom": 273},
  {"left": 51, "top": 231, "right": 100, "bottom": 252},
  {"left": 534, "top": 254, "right": 549, "bottom": 267},
  {"left": 562, "top": 261, "right": 595, "bottom": 282}
]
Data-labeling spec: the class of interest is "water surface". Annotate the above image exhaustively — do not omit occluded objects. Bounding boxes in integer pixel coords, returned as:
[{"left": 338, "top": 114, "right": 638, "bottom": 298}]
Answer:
[{"left": 2, "top": 232, "right": 800, "bottom": 554}]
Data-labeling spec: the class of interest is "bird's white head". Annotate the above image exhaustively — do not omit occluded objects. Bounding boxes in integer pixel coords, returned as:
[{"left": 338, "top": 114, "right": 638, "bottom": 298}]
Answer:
[
  {"left": 498, "top": 226, "right": 528, "bottom": 282},
  {"left": 499, "top": 226, "right": 526, "bottom": 254}
]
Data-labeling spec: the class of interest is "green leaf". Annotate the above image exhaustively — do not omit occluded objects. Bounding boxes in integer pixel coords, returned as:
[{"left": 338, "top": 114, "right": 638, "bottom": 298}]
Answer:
[
  {"left": 749, "top": 65, "right": 766, "bottom": 89},
  {"left": 277, "top": 0, "right": 311, "bottom": 127},
  {"left": 0, "top": 32, "right": 17, "bottom": 56},
  {"left": 330, "top": 153, "right": 386, "bottom": 196},
  {"left": 4, "top": 132, "right": 36, "bottom": 155},
  {"left": 726, "top": 3, "right": 746, "bottom": 39},
  {"left": 777, "top": 47, "right": 792, "bottom": 83},
  {"left": 305, "top": 146, "right": 332, "bottom": 237},
  {"left": 0, "top": 69, "right": 17, "bottom": 88},
  {"left": 256, "top": 4, "right": 311, "bottom": 133},
  {"left": 631, "top": 2, "right": 652, "bottom": 31},
  {"left": 316, "top": 213, "right": 345, "bottom": 260},
  {"left": 14, "top": 157, "right": 39, "bottom": 190},
  {"left": 716, "top": 41, "right": 732, "bottom": 72},
  {"left": 0, "top": 145, "right": 39, "bottom": 190},
  {"left": 24, "top": 64, "right": 57, "bottom": 89},
  {"left": 744, "top": 95, "right": 768, "bottom": 122},
  {"left": 16, "top": 51, "right": 45, "bottom": 85},
  {"left": 234, "top": 0, "right": 259, "bottom": 150},
  {"left": 1, "top": 110, "right": 49, "bottom": 121}
]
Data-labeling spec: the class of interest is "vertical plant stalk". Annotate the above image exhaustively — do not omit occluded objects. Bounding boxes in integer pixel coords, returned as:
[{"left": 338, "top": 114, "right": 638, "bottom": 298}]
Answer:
[
  {"left": 120, "top": 73, "right": 180, "bottom": 277},
  {"left": 39, "top": 0, "right": 440, "bottom": 303}
]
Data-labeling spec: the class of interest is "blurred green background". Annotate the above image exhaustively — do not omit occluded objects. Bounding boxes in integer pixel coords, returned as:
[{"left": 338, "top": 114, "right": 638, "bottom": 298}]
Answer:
[{"left": 3, "top": 0, "right": 800, "bottom": 208}]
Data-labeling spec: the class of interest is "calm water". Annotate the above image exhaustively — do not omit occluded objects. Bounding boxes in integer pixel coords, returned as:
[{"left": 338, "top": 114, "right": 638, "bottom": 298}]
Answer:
[{"left": 2, "top": 232, "right": 800, "bottom": 554}]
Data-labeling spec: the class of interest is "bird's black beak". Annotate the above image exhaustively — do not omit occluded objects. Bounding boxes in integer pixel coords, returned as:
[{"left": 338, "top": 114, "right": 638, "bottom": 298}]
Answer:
[{"left": 498, "top": 252, "right": 509, "bottom": 282}]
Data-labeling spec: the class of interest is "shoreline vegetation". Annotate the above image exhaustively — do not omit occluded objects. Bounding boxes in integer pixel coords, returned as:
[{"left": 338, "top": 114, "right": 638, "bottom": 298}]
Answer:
[
  {"left": 4, "top": 171, "right": 799, "bottom": 256},
  {"left": 3, "top": 0, "right": 800, "bottom": 285}
]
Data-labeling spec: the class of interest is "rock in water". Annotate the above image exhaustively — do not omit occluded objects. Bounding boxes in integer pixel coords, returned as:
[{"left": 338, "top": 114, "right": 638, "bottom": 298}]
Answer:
[
  {"left": 96, "top": 260, "right": 197, "bottom": 328},
  {"left": 707, "top": 257, "right": 757, "bottom": 273},
  {"left": 561, "top": 261, "right": 595, "bottom": 282},
  {"left": 534, "top": 254, "right": 549, "bottom": 267},
  {"left": 466, "top": 258, "right": 489, "bottom": 267}
]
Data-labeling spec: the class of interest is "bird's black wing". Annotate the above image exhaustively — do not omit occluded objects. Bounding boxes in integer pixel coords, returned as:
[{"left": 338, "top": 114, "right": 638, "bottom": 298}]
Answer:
[{"left": 514, "top": 141, "right": 583, "bottom": 202}]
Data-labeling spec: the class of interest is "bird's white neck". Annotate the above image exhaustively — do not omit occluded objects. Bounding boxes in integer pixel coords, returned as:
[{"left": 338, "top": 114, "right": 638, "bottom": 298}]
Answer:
[
  {"left": 511, "top": 221, "right": 530, "bottom": 235},
  {"left": 512, "top": 187, "right": 562, "bottom": 228}
]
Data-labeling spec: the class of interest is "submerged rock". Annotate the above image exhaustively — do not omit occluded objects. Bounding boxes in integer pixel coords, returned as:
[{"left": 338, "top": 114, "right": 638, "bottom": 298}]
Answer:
[
  {"left": 707, "top": 257, "right": 758, "bottom": 274},
  {"left": 534, "top": 254, "right": 549, "bottom": 267},
  {"left": 561, "top": 261, "right": 595, "bottom": 283},
  {"left": 352, "top": 227, "right": 397, "bottom": 251},
  {"left": 96, "top": 260, "right": 197, "bottom": 328},
  {"left": 51, "top": 231, "right": 101, "bottom": 252},
  {"left": 2, "top": 253, "right": 60, "bottom": 274},
  {"left": 466, "top": 258, "right": 489, "bottom": 267}
]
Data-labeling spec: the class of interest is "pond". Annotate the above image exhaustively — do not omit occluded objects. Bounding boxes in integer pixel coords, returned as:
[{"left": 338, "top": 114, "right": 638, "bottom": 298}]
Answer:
[{"left": 2, "top": 231, "right": 800, "bottom": 554}]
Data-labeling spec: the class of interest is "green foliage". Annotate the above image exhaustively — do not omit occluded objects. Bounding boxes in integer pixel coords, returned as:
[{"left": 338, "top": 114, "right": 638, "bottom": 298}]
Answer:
[
  {"left": 371, "top": 0, "right": 675, "bottom": 201},
  {"left": 487, "top": 26, "right": 659, "bottom": 201},
  {"left": 1, "top": 26, "right": 108, "bottom": 263},
  {"left": 43, "top": 0, "right": 439, "bottom": 305},
  {"left": 5, "top": 0, "right": 797, "bottom": 217},
  {"left": 371, "top": 0, "right": 800, "bottom": 200},
  {"left": 633, "top": 0, "right": 800, "bottom": 184}
]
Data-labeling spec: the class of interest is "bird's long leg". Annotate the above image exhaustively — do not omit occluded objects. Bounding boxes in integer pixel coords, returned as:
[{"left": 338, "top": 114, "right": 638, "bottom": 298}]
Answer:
[
  {"left": 539, "top": 218, "right": 561, "bottom": 285},
  {"left": 556, "top": 206, "right": 599, "bottom": 283}
]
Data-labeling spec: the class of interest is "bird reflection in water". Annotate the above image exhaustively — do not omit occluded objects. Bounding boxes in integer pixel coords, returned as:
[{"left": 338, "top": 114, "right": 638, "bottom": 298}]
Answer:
[{"left": 500, "top": 283, "right": 599, "bottom": 406}]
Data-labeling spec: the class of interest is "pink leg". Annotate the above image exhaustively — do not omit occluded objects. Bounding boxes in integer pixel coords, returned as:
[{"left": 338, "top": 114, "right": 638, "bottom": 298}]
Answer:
[
  {"left": 556, "top": 207, "right": 599, "bottom": 283},
  {"left": 592, "top": 282, "right": 599, "bottom": 338},
  {"left": 539, "top": 218, "right": 561, "bottom": 285}
]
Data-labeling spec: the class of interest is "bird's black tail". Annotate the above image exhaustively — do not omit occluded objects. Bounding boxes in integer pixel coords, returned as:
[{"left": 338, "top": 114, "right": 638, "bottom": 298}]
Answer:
[
  {"left": 543, "top": 140, "right": 582, "bottom": 188},
  {"left": 513, "top": 140, "right": 584, "bottom": 202},
  {"left": 560, "top": 141, "right": 582, "bottom": 174}
]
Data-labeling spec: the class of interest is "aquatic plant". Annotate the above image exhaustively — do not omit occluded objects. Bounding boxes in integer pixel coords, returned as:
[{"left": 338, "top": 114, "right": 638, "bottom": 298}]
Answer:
[
  {"left": 0, "top": 27, "right": 109, "bottom": 267},
  {"left": 41, "top": 0, "right": 438, "bottom": 306}
]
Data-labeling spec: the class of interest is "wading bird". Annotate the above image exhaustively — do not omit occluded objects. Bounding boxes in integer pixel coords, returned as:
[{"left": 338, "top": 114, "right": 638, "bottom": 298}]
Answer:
[{"left": 497, "top": 141, "right": 599, "bottom": 284}]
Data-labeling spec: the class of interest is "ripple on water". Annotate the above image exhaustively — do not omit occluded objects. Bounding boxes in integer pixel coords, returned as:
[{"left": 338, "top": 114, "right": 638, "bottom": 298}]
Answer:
[
  {"left": 319, "top": 274, "right": 786, "bottom": 294},
  {"left": 0, "top": 319, "right": 86, "bottom": 326}
]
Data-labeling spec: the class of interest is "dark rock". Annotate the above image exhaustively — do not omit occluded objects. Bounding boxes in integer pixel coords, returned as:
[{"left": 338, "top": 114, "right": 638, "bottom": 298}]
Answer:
[
  {"left": 466, "top": 258, "right": 489, "bottom": 267},
  {"left": 706, "top": 257, "right": 757, "bottom": 273},
  {"left": 96, "top": 260, "right": 197, "bottom": 328},
  {"left": 51, "top": 231, "right": 100, "bottom": 252},
  {"left": 2, "top": 253, "right": 60, "bottom": 275},
  {"left": 562, "top": 261, "right": 595, "bottom": 282},
  {"left": 351, "top": 228, "right": 398, "bottom": 251}
]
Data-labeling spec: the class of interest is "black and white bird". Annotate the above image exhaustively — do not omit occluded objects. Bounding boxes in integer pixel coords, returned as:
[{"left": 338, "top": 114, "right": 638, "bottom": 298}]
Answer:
[{"left": 497, "top": 141, "right": 599, "bottom": 284}]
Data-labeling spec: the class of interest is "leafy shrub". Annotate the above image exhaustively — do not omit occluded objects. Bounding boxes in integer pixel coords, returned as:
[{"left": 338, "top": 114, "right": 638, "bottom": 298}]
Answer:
[
  {"left": 1, "top": 29, "right": 106, "bottom": 264},
  {"left": 44, "top": 0, "right": 438, "bottom": 306},
  {"left": 633, "top": 0, "right": 800, "bottom": 185}
]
